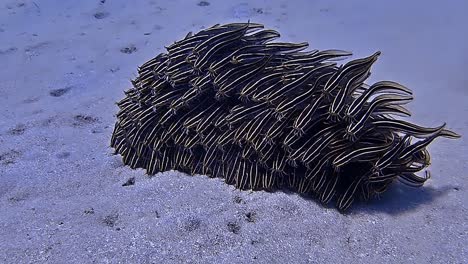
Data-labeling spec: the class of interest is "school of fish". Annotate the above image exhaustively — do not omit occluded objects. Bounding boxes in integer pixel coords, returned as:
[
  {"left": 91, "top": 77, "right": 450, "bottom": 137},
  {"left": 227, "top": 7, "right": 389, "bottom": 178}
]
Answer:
[{"left": 110, "top": 22, "right": 460, "bottom": 211}]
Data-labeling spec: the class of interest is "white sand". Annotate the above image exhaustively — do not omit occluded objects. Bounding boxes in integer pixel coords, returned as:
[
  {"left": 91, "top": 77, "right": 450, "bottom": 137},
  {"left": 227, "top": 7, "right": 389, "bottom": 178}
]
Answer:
[{"left": 0, "top": 0, "right": 467, "bottom": 263}]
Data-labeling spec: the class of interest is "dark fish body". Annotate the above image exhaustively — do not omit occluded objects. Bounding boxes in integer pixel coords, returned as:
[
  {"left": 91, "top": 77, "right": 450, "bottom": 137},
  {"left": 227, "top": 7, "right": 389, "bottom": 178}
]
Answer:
[{"left": 110, "top": 23, "right": 460, "bottom": 212}]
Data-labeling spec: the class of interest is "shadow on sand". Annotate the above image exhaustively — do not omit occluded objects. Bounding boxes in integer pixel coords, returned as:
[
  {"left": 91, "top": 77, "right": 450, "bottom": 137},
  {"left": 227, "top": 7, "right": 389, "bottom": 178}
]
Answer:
[
  {"left": 351, "top": 181, "right": 459, "bottom": 215},
  {"left": 287, "top": 179, "right": 459, "bottom": 215}
]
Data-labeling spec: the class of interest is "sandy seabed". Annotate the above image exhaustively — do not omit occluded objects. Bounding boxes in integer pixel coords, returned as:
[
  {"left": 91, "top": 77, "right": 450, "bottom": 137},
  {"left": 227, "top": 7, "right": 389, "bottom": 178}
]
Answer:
[{"left": 0, "top": 0, "right": 467, "bottom": 263}]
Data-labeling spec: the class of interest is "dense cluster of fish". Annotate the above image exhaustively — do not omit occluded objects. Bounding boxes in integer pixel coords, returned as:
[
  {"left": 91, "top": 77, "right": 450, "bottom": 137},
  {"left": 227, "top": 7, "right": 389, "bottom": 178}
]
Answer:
[{"left": 110, "top": 22, "right": 460, "bottom": 211}]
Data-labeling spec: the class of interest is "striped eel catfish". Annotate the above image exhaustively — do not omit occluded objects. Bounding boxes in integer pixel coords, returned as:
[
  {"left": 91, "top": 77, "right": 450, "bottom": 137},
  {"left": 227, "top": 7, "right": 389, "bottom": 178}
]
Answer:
[{"left": 110, "top": 22, "right": 460, "bottom": 212}]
